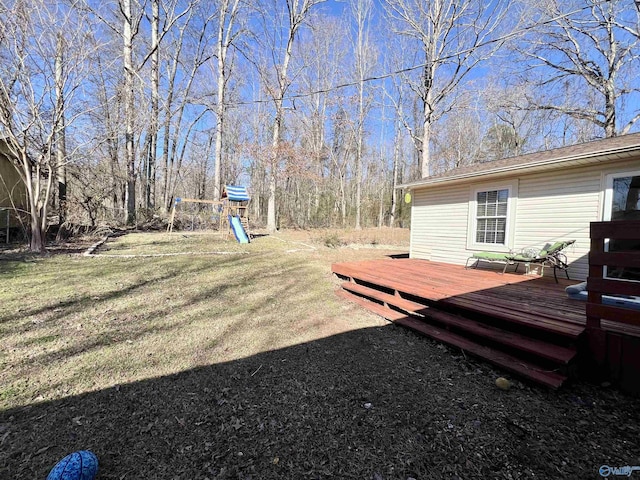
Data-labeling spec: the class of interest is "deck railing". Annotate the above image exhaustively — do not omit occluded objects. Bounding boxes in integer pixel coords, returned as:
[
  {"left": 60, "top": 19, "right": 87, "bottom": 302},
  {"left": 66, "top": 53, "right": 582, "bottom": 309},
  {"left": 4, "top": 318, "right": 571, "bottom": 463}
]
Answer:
[
  {"left": 587, "top": 221, "right": 640, "bottom": 331},
  {"left": 586, "top": 221, "right": 640, "bottom": 392}
]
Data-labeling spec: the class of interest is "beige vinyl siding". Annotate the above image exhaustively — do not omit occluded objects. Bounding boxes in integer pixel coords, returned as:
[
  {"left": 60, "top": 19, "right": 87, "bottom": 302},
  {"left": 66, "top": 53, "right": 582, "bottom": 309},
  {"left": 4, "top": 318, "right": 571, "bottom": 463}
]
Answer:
[
  {"left": 0, "top": 156, "right": 26, "bottom": 228},
  {"left": 410, "top": 183, "right": 470, "bottom": 263},
  {"left": 409, "top": 158, "right": 640, "bottom": 281},
  {"left": 514, "top": 166, "right": 602, "bottom": 280},
  {"left": 515, "top": 159, "right": 640, "bottom": 280}
]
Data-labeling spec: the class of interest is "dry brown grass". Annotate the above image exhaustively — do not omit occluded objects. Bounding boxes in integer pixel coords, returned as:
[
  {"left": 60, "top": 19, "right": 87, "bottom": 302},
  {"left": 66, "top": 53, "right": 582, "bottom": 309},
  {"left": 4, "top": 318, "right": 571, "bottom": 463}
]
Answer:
[{"left": 0, "top": 230, "right": 406, "bottom": 411}]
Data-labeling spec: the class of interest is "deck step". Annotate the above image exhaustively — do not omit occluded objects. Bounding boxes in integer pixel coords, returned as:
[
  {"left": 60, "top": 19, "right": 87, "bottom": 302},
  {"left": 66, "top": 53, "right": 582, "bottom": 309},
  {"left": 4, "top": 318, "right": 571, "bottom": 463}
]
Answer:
[
  {"left": 341, "top": 282, "right": 428, "bottom": 314},
  {"left": 337, "top": 286, "right": 572, "bottom": 388},
  {"left": 394, "top": 316, "right": 568, "bottom": 389},
  {"left": 440, "top": 296, "right": 585, "bottom": 339},
  {"left": 419, "top": 306, "right": 577, "bottom": 364},
  {"left": 338, "top": 286, "right": 576, "bottom": 365},
  {"left": 336, "top": 289, "right": 406, "bottom": 321}
]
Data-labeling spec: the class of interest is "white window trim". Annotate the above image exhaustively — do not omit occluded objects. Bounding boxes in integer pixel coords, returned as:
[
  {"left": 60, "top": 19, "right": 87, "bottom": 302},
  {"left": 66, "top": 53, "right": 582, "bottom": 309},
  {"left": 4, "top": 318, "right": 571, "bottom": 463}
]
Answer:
[
  {"left": 467, "top": 182, "right": 517, "bottom": 253},
  {"left": 601, "top": 169, "right": 640, "bottom": 281},
  {"left": 602, "top": 169, "right": 640, "bottom": 221}
]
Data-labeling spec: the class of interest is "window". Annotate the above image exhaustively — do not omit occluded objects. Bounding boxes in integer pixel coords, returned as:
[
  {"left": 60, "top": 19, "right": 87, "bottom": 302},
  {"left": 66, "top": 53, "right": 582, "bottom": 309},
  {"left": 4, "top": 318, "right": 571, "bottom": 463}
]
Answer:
[
  {"left": 467, "top": 183, "right": 515, "bottom": 251},
  {"left": 603, "top": 171, "right": 640, "bottom": 281},
  {"left": 475, "top": 189, "right": 509, "bottom": 244}
]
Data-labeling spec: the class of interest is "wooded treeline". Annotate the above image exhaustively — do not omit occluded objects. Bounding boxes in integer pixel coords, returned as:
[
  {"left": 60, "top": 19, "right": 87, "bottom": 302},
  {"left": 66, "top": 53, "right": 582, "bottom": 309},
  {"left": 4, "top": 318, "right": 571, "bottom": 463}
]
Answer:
[{"left": 0, "top": 0, "right": 639, "bottom": 251}]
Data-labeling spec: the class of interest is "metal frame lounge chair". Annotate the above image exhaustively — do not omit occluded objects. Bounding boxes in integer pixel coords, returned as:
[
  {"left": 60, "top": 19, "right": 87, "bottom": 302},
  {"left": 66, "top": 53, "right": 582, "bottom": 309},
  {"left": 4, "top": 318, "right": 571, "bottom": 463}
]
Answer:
[
  {"left": 465, "top": 251, "right": 515, "bottom": 273},
  {"left": 466, "top": 240, "right": 576, "bottom": 283}
]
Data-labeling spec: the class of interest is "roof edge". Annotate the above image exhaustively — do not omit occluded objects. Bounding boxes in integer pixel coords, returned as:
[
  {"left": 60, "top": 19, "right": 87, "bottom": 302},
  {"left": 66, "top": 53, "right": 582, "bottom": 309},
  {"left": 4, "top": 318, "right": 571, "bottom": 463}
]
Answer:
[{"left": 397, "top": 140, "right": 640, "bottom": 190}]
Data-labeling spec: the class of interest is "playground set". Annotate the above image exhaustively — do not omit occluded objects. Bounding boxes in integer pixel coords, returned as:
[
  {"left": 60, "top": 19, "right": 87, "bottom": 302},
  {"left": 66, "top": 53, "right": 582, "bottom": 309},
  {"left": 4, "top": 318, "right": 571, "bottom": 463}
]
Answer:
[{"left": 166, "top": 185, "right": 250, "bottom": 243}]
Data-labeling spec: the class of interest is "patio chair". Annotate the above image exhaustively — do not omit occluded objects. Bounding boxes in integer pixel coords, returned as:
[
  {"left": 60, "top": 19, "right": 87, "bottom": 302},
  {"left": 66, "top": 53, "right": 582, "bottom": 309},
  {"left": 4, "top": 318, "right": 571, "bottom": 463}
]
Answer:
[{"left": 466, "top": 240, "right": 576, "bottom": 283}]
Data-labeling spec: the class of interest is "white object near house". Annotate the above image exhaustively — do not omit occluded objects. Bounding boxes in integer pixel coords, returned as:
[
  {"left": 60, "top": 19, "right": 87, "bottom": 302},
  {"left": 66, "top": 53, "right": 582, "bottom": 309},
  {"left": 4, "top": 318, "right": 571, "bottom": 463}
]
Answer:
[{"left": 399, "top": 133, "right": 640, "bottom": 281}]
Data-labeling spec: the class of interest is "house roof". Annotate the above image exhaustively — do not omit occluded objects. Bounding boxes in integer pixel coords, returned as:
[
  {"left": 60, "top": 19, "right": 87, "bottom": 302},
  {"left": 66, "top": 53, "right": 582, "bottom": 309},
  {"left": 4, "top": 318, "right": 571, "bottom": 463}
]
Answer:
[{"left": 399, "top": 132, "right": 640, "bottom": 190}]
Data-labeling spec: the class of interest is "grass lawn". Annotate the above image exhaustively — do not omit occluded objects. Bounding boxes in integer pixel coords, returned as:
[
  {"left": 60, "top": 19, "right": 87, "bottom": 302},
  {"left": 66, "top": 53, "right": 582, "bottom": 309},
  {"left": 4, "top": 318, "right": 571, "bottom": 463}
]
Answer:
[{"left": 1, "top": 228, "right": 638, "bottom": 479}]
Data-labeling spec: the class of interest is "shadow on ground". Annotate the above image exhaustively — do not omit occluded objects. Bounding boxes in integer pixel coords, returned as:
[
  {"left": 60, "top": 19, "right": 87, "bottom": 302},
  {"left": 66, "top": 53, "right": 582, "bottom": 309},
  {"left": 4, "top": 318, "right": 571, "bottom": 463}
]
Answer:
[
  {"left": 1, "top": 325, "right": 638, "bottom": 480},
  {"left": 387, "top": 253, "right": 409, "bottom": 259}
]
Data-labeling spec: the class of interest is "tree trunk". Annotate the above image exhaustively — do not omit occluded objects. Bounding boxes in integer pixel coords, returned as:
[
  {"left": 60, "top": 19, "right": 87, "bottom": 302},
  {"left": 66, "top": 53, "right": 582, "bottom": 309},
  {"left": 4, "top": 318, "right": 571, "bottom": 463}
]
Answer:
[
  {"left": 161, "top": 100, "right": 172, "bottom": 211},
  {"left": 389, "top": 118, "right": 400, "bottom": 228},
  {"left": 378, "top": 181, "right": 384, "bottom": 228},
  {"left": 123, "top": 0, "right": 136, "bottom": 225},
  {"left": 213, "top": 6, "right": 226, "bottom": 202},
  {"left": 420, "top": 120, "right": 431, "bottom": 178},
  {"left": 352, "top": 0, "right": 372, "bottom": 229},
  {"left": 148, "top": 0, "right": 159, "bottom": 209},
  {"left": 355, "top": 78, "right": 364, "bottom": 229},
  {"left": 213, "top": 0, "right": 241, "bottom": 201},
  {"left": 604, "top": 87, "right": 616, "bottom": 138},
  {"left": 55, "top": 33, "right": 67, "bottom": 225},
  {"left": 21, "top": 150, "right": 50, "bottom": 253},
  {"left": 30, "top": 211, "right": 45, "bottom": 252},
  {"left": 340, "top": 170, "right": 346, "bottom": 226},
  {"left": 421, "top": 73, "right": 433, "bottom": 178},
  {"left": 267, "top": 108, "right": 280, "bottom": 231}
]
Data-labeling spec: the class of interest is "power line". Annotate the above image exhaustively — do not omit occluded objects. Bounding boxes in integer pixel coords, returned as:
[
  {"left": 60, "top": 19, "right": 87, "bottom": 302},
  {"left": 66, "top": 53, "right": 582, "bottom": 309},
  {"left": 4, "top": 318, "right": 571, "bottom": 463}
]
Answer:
[
  {"left": 225, "top": 62, "right": 423, "bottom": 107},
  {"left": 224, "top": 2, "right": 600, "bottom": 108}
]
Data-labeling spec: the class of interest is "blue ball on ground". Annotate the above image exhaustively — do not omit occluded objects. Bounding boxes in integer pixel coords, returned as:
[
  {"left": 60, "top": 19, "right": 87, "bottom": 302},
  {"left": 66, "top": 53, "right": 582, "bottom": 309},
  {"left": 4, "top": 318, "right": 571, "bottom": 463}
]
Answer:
[{"left": 46, "top": 450, "right": 98, "bottom": 480}]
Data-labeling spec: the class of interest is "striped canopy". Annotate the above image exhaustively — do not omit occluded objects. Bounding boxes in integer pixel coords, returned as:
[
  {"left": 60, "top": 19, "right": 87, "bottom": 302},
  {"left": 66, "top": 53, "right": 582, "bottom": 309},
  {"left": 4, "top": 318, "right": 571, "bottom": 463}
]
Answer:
[{"left": 223, "top": 185, "right": 250, "bottom": 202}]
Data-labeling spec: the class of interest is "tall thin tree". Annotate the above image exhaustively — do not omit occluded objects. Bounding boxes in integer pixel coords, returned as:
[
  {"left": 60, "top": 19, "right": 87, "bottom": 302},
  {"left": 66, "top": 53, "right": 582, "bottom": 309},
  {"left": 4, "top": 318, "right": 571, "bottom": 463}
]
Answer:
[
  {"left": 351, "top": 0, "right": 375, "bottom": 229},
  {"left": 213, "top": 0, "right": 243, "bottom": 201},
  {"left": 385, "top": 0, "right": 512, "bottom": 177},
  {"left": 260, "top": 0, "right": 326, "bottom": 233}
]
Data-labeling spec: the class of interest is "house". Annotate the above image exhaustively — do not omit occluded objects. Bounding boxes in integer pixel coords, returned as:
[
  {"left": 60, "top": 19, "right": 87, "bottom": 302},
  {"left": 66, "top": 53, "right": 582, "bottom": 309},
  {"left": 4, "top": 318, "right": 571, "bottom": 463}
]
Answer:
[
  {"left": 399, "top": 133, "right": 640, "bottom": 281},
  {"left": 0, "top": 139, "right": 27, "bottom": 235}
]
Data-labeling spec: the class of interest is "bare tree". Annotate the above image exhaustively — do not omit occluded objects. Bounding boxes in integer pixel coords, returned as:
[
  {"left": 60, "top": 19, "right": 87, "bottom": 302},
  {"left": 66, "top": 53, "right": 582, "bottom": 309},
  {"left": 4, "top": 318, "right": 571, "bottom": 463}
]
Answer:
[
  {"left": 389, "top": 111, "right": 402, "bottom": 227},
  {"left": 0, "top": 1, "right": 93, "bottom": 251},
  {"left": 144, "top": 0, "right": 160, "bottom": 210},
  {"left": 517, "top": 0, "right": 640, "bottom": 138},
  {"left": 86, "top": 0, "right": 192, "bottom": 222},
  {"left": 212, "top": 0, "right": 244, "bottom": 201},
  {"left": 350, "top": 0, "right": 376, "bottom": 229},
  {"left": 55, "top": 33, "right": 67, "bottom": 225},
  {"left": 384, "top": 0, "right": 512, "bottom": 178},
  {"left": 160, "top": 5, "right": 214, "bottom": 211},
  {"left": 121, "top": 0, "right": 137, "bottom": 224},
  {"left": 431, "top": 103, "right": 484, "bottom": 173},
  {"left": 294, "top": 15, "right": 347, "bottom": 225},
  {"left": 257, "top": 0, "right": 326, "bottom": 232}
]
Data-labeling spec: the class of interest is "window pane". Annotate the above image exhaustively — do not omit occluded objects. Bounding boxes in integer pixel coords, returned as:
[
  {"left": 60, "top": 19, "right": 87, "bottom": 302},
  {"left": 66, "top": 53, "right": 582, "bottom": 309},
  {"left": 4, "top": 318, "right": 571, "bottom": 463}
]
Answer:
[
  {"left": 475, "top": 188, "right": 509, "bottom": 245},
  {"left": 607, "top": 175, "right": 640, "bottom": 280},
  {"left": 612, "top": 176, "right": 640, "bottom": 220}
]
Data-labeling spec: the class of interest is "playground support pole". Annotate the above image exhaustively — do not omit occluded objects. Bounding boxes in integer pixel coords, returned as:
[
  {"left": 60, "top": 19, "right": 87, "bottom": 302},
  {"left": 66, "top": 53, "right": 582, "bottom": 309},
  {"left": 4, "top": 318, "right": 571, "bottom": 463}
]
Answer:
[{"left": 167, "top": 204, "right": 176, "bottom": 233}]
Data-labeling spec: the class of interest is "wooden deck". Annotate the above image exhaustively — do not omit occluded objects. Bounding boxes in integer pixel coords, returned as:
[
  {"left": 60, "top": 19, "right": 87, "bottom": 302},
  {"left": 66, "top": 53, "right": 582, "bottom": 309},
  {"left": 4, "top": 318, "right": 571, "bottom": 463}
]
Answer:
[{"left": 332, "top": 258, "right": 589, "bottom": 388}]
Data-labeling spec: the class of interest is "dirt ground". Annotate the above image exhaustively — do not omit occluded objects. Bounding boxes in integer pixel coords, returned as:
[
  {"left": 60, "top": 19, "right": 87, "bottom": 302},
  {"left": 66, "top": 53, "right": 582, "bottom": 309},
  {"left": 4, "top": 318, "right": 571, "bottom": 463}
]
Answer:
[{"left": 1, "top": 229, "right": 638, "bottom": 479}]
